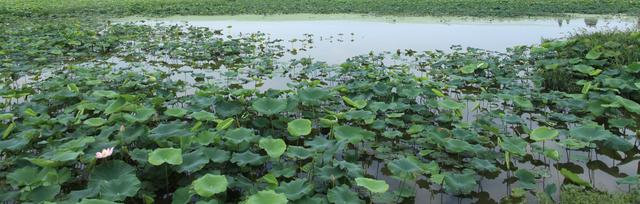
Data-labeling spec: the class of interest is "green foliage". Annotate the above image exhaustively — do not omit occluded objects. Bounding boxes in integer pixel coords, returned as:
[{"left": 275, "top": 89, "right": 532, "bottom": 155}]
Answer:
[{"left": 0, "top": 4, "right": 639, "bottom": 203}]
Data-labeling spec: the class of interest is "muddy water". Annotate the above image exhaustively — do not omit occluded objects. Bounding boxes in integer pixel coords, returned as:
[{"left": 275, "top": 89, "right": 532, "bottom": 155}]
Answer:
[{"left": 123, "top": 14, "right": 639, "bottom": 64}]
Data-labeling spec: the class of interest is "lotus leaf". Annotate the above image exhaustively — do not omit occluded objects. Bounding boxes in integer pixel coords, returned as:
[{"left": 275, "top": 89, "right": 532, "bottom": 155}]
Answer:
[
  {"left": 192, "top": 174, "right": 228, "bottom": 197},
  {"left": 148, "top": 148, "right": 183, "bottom": 165}
]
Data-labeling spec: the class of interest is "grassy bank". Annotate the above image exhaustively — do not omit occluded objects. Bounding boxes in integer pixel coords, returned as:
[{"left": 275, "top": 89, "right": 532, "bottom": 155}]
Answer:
[{"left": 1, "top": 0, "right": 639, "bottom": 18}]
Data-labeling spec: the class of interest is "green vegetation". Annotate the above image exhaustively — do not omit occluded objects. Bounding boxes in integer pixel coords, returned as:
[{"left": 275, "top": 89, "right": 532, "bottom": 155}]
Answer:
[
  {"left": 539, "top": 185, "right": 640, "bottom": 204},
  {"left": 1, "top": 0, "right": 639, "bottom": 18},
  {"left": 1, "top": 0, "right": 640, "bottom": 204}
]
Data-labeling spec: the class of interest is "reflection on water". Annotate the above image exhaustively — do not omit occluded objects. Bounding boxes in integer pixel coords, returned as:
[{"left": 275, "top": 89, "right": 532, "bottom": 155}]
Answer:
[{"left": 122, "top": 14, "right": 639, "bottom": 64}]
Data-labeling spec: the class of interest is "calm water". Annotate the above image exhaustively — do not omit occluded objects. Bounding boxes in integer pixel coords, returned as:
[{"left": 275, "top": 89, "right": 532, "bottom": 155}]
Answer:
[
  {"left": 124, "top": 14, "right": 639, "bottom": 64},
  {"left": 114, "top": 14, "right": 640, "bottom": 203}
]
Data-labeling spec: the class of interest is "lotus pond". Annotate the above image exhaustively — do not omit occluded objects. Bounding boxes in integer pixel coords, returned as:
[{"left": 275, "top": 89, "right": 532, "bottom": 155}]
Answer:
[{"left": 2, "top": 14, "right": 640, "bottom": 204}]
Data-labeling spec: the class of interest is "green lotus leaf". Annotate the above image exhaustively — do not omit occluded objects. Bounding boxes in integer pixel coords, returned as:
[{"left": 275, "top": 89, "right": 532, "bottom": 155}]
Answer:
[
  {"left": 437, "top": 98, "right": 464, "bottom": 110},
  {"left": 305, "top": 136, "right": 333, "bottom": 151},
  {"left": 78, "top": 198, "right": 118, "bottom": 204},
  {"left": 469, "top": 158, "right": 497, "bottom": 172},
  {"left": 443, "top": 138, "right": 472, "bottom": 153},
  {"left": 569, "top": 124, "right": 612, "bottom": 142},
  {"left": 203, "top": 148, "right": 230, "bottom": 163},
  {"left": 572, "top": 64, "right": 596, "bottom": 74},
  {"left": 345, "top": 110, "right": 375, "bottom": 123},
  {"left": 319, "top": 115, "right": 338, "bottom": 127},
  {"left": 615, "top": 95, "right": 640, "bottom": 114},
  {"left": 252, "top": 97, "right": 287, "bottom": 115},
  {"left": 635, "top": 82, "right": 640, "bottom": 89},
  {"left": 285, "top": 146, "right": 313, "bottom": 159},
  {"left": 190, "top": 111, "right": 216, "bottom": 121},
  {"left": 557, "top": 138, "right": 589, "bottom": 149},
  {"left": 177, "top": 149, "right": 209, "bottom": 173},
  {"left": 513, "top": 96, "right": 533, "bottom": 109},
  {"left": 78, "top": 199, "right": 119, "bottom": 204},
  {"left": 246, "top": 190, "right": 288, "bottom": 204},
  {"left": 215, "top": 101, "right": 243, "bottom": 117},
  {"left": 616, "top": 175, "right": 640, "bottom": 185},
  {"left": 530, "top": 127, "right": 559, "bottom": 142},
  {"left": 499, "top": 136, "right": 527, "bottom": 156},
  {"left": 91, "top": 90, "right": 119, "bottom": 98},
  {"left": 230, "top": 151, "right": 266, "bottom": 166},
  {"left": 355, "top": 177, "right": 389, "bottom": 193},
  {"left": 104, "top": 98, "right": 126, "bottom": 115},
  {"left": 259, "top": 137, "right": 287, "bottom": 159},
  {"left": 224, "top": 127, "right": 257, "bottom": 144},
  {"left": 84, "top": 117, "right": 107, "bottom": 127},
  {"left": 275, "top": 178, "right": 314, "bottom": 200},
  {"left": 148, "top": 148, "right": 183, "bottom": 165},
  {"left": 333, "top": 125, "right": 374, "bottom": 144},
  {"left": 443, "top": 172, "right": 476, "bottom": 195},
  {"left": 585, "top": 49, "right": 602, "bottom": 59},
  {"left": 601, "top": 134, "right": 634, "bottom": 152},
  {"left": 431, "top": 88, "right": 446, "bottom": 97},
  {"left": 342, "top": 96, "right": 367, "bottom": 109},
  {"left": 149, "top": 122, "right": 192, "bottom": 140},
  {"left": 515, "top": 169, "right": 536, "bottom": 189},
  {"left": 89, "top": 161, "right": 140, "bottom": 201},
  {"left": 460, "top": 63, "right": 478, "bottom": 74},
  {"left": 215, "top": 118, "right": 234, "bottom": 130},
  {"left": 192, "top": 174, "right": 228, "bottom": 197},
  {"left": 0, "top": 113, "right": 14, "bottom": 120},
  {"left": 164, "top": 108, "right": 188, "bottom": 118},
  {"left": 26, "top": 185, "right": 60, "bottom": 203},
  {"left": 327, "top": 184, "right": 364, "bottom": 204},
  {"left": 387, "top": 157, "right": 424, "bottom": 180},
  {"left": 7, "top": 166, "right": 41, "bottom": 187},
  {"left": 287, "top": 118, "right": 312, "bottom": 137},
  {"left": 544, "top": 149, "right": 560, "bottom": 160},
  {"left": 298, "top": 87, "right": 330, "bottom": 105},
  {"left": 124, "top": 107, "right": 156, "bottom": 123},
  {"left": 559, "top": 168, "right": 591, "bottom": 187},
  {"left": 627, "top": 62, "right": 640, "bottom": 73},
  {"left": 171, "top": 187, "right": 193, "bottom": 204}
]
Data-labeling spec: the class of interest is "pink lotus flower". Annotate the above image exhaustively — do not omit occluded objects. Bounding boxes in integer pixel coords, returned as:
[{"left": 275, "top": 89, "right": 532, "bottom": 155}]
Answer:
[{"left": 96, "top": 147, "right": 114, "bottom": 159}]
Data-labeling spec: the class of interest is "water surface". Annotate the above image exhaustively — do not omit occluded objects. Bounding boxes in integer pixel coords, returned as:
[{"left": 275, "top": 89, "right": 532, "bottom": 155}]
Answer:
[{"left": 124, "top": 14, "right": 639, "bottom": 64}]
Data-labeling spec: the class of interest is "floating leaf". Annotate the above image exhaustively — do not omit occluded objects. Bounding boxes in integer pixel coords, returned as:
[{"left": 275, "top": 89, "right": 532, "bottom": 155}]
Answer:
[
  {"left": 83, "top": 118, "right": 107, "bottom": 127},
  {"left": 148, "top": 148, "right": 183, "bottom": 165},
  {"left": 327, "top": 185, "right": 364, "bottom": 204},
  {"left": 252, "top": 98, "right": 287, "bottom": 115},
  {"left": 192, "top": 174, "right": 228, "bottom": 197},
  {"left": 190, "top": 111, "right": 216, "bottom": 121},
  {"left": 559, "top": 168, "right": 591, "bottom": 187},
  {"left": 443, "top": 172, "right": 476, "bottom": 195},
  {"left": 215, "top": 118, "right": 234, "bottom": 130},
  {"left": 569, "top": 124, "right": 611, "bottom": 142},
  {"left": 231, "top": 151, "right": 266, "bottom": 166},
  {"left": 333, "top": 125, "right": 374, "bottom": 144},
  {"left": 164, "top": 108, "right": 188, "bottom": 118},
  {"left": 342, "top": 96, "right": 367, "bottom": 109},
  {"left": 287, "top": 119, "right": 312, "bottom": 137},
  {"left": 104, "top": 98, "right": 126, "bottom": 114},
  {"left": 246, "top": 190, "right": 288, "bottom": 204},
  {"left": 513, "top": 96, "right": 533, "bottom": 109},
  {"left": 259, "top": 137, "right": 287, "bottom": 159},
  {"left": 437, "top": 98, "right": 464, "bottom": 110},
  {"left": 355, "top": 177, "right": 389, "bottom": 193},
  {"left": 89, "top": 161, "right": 140, "bottom": 201},
  {"left": 276, "top": 178, "right": 314, "bottom": 200},
  {"left": 615, "top": 95, "right": 640, "bottom": 114},
  {"left": 224, "top": 128, "right": 257, "bottom": 144},
  {"left": 530, "top": 127, "right": 559, "bottom": 142}
]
